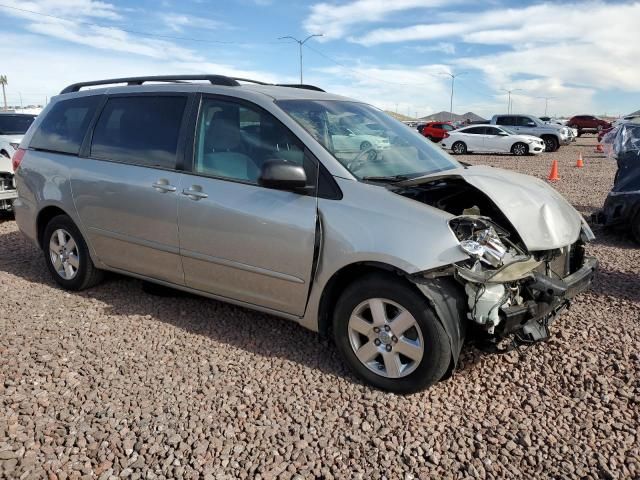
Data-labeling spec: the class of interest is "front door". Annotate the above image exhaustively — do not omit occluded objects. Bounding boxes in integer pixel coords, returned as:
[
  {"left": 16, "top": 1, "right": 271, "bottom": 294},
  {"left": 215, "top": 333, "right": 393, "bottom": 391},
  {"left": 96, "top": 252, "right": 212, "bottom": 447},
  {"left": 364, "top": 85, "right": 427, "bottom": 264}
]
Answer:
[
  {"left": 72, "top": 94, "right": 190, "bottom": 285},
  {"left": 177, "top": 95, "right": 318, "bottom": 315}
]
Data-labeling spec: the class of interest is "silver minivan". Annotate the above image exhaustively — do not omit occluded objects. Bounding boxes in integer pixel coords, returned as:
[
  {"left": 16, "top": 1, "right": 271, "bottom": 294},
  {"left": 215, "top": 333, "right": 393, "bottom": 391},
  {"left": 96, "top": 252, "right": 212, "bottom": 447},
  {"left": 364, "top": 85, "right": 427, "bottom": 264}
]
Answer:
[{"left": 13, "top": 75, "right": 597, "bottom": 393}]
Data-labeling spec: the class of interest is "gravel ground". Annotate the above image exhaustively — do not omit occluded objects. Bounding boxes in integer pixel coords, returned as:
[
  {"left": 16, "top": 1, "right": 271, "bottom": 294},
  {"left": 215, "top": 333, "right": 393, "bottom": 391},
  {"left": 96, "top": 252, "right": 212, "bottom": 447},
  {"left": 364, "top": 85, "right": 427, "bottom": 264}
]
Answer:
[{"left": 1, "top": 135, "right": 638, "bottom": 479}]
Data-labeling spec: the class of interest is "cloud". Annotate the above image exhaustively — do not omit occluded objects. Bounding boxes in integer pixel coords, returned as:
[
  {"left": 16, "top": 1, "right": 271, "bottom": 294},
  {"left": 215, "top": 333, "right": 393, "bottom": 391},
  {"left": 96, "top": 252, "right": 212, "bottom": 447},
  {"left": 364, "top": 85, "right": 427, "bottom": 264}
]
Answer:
[
  {"left": 309, "top": 62, "right": 452, "bottom": 117},
  {"left": 409, "top": 42, "right": 456, "bottom": 55},
  {"left": 2, "top": 0, "right": 120, "bottom": 20},
  {"left": 159, "top": 13, "right": 229, "bottom": 33},
  {"left": 304, "top": 0, "right": 455, "bottom": 40}
]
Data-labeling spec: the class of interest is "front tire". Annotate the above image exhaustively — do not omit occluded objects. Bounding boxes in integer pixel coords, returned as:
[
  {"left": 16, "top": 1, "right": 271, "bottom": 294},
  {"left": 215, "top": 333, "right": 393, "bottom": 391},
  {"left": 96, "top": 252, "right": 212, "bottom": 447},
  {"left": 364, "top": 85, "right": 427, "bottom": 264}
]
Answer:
[
  {"left": 631, "top": 211, "right": 640, "bottom": 244},
  {"left": 333, "top": 274, "right": 451, "bottom": 393},
  {"left": 43, "top": 214, "right": 103, "bottom": 290},
  {"left": 451, "top": 141, "right": 467, "bottom": 154},
  {"left": 542, "top": 135, "right": 559, "bottom": 152},
  {"left": 360, "top": 141, "right": 372, "bottom": 151},
  {"left": 511, "top": 142, "right": 529, "bottom": 156}
]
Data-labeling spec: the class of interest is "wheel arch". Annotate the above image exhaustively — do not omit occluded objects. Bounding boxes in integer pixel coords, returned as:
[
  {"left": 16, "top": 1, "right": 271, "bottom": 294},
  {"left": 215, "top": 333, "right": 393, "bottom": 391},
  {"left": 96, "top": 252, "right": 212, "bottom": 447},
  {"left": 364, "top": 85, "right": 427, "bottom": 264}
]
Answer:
[{"left": 36, "top": 205, "right": 71, "bottom": 249}]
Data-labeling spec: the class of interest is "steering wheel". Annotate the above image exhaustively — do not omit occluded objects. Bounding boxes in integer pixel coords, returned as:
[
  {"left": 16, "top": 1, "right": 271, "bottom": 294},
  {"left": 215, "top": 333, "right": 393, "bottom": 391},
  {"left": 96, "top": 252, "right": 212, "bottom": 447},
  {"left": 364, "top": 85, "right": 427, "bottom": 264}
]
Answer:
[{"left": 348, "top": 146, "right": 379, "bottom": 173}]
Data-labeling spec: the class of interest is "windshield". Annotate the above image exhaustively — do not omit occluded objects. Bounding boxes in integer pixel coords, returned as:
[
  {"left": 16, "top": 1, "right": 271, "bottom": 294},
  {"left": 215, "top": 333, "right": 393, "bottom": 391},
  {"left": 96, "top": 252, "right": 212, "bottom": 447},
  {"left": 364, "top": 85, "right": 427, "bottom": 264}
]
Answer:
[
  {"left": 277, "top": 100, "right": 460, "bottom": 180},
  {"left": 0, "top": 115, "right": 36, "bottom": 135}
]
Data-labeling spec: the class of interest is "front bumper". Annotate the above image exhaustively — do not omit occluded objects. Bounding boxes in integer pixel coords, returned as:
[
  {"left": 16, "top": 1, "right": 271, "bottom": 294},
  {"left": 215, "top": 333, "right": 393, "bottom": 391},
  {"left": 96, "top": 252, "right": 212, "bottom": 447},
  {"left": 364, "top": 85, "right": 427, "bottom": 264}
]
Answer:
[{"left": 499, "top": 255, "right": 598, "bottom": 338}]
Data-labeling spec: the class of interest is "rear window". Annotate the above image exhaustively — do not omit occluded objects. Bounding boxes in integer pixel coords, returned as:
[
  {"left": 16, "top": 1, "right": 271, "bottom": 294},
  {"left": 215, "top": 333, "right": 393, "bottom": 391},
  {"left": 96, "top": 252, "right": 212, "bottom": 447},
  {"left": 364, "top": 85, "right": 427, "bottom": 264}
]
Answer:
[
  {"left": 30, "top": 96, "right": 101, "bottom": 155},
  {"left": 0, "top": 115, "right": 36, "bottom": 135},
  {"left": 90, "top": 96, "right": 186, "bottom": 169}
]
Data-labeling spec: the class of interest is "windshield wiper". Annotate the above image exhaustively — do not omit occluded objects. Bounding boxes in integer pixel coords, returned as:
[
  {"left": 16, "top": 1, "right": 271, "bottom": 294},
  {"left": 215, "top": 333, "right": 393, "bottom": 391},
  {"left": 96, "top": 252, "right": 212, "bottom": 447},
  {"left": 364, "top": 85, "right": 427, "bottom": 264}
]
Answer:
[{"left": 361, "top": 174, "right": 414, "bottom": 183}]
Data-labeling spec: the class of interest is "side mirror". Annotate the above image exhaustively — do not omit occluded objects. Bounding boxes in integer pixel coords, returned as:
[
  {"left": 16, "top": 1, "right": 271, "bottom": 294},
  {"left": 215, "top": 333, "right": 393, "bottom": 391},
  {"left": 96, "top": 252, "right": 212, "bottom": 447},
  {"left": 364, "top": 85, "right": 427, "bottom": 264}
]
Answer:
[{"left": 258, "top": 160, "right": 308, "bottom": 191}]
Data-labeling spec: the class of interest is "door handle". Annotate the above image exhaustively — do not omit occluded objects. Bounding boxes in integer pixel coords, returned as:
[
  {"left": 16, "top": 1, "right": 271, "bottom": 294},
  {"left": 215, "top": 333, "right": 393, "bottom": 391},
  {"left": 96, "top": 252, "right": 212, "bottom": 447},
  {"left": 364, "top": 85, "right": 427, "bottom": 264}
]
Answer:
[
  {"left": 152, "top": 180, "right": 177, "bottom": 193},
  {"left": 182, "top": 186, "right": 208, "bottom": 200}
]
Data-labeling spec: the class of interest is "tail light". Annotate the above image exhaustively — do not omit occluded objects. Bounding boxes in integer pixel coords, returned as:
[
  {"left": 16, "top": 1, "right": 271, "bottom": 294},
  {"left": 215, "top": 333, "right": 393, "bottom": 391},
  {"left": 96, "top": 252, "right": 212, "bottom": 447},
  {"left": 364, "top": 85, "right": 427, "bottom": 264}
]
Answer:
[
  {"left": 443, "top": 132, "right": 450, "bottom": 139},
  {"left": 12, "top": 148, "right": 26, "bottom": 172}
]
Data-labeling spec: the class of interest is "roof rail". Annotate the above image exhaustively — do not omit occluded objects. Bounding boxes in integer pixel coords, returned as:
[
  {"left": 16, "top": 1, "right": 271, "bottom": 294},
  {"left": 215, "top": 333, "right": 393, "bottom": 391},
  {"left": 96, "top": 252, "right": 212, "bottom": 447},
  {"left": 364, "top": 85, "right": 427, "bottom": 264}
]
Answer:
[
  {"left": 60, "top": 75, "right": 241, "bottom": 94},
  {"left": 275, "top": 84, "right": 326, "bottom": 92},
  {"left": 60, "top": 75, "right": 326, "bottom": 94}
]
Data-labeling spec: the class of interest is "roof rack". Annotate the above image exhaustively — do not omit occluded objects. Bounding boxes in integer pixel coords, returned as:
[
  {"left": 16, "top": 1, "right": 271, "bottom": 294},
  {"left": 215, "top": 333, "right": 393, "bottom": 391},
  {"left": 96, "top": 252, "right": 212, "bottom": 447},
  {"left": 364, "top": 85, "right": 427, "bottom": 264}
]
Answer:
[
  {"left": 275, "top": 84, "right": 325, "bottom": 92},
  {"left": 60, "top": 74, "right": 325, "bottom": 94}
]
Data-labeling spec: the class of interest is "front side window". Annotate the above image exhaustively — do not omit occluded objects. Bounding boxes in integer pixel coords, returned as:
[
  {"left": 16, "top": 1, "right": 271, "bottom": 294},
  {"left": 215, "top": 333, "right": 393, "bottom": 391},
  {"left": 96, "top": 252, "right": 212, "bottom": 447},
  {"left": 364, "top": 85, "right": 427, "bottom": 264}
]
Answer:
[
  {"left": 516, "top": 116, "right": 535, "bottom": 127},
  {"left": 195, "top": 97, "right": 308, "bottom": 184},
  {"left": 0, "top": 115, "right": 36, "bottom": 135},
  {"left": 485, "top": 127, "right": 502, "bottom": 135},
  {"left": 277, "top": 100, "right": 459, "bottom": 180},
  {"left": 91, "top": 96, "right": 186, "bottom": 169},
  {"left": 30, "top": 96, "right": 101, "bottom": 155}
]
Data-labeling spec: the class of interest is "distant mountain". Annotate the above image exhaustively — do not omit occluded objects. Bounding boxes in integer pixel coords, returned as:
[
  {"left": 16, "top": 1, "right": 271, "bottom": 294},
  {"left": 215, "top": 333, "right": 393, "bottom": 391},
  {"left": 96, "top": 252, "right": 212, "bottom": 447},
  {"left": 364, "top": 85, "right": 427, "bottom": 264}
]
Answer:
[
  {"left": 385, "top": 111, "right": 415, "bottom": 121},
  {"left": 419, "top": 111, "right": 486, "bottom": 123}
]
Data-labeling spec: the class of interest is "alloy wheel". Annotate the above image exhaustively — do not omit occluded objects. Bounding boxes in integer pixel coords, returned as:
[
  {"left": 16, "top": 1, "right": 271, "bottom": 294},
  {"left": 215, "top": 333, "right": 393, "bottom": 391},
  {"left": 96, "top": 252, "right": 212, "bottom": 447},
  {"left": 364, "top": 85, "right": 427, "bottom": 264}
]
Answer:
[
  {"left": 49, "top": 228, "right": 80, "bottom": 280},
  {"left": 347, "top": 298, "right": 424, "bottom": 378}
]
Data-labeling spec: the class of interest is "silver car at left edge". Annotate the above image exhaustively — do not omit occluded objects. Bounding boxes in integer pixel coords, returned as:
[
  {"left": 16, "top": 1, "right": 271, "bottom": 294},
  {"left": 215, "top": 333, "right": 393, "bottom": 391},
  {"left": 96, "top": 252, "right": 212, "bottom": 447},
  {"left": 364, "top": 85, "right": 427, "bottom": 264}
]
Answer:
[{"left": 12, "top": 75, "right": 597, "bottom": 393}]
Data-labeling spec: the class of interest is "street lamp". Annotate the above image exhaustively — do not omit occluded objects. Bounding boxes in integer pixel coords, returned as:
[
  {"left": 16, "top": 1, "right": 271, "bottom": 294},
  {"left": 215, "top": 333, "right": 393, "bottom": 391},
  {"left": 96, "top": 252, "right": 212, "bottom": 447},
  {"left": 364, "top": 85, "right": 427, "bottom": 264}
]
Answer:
[
  {"left": 536, "top": 96, "right": 556, "bottom": 117},
  {"left": 278, "top": 34, "right": 323, "bottom": 84},
  {"left": 501, "top": 88, "right": 522, "bottom": 114},
  {"left": 440, "top": 72, "right": 466, "bottom": 121}
]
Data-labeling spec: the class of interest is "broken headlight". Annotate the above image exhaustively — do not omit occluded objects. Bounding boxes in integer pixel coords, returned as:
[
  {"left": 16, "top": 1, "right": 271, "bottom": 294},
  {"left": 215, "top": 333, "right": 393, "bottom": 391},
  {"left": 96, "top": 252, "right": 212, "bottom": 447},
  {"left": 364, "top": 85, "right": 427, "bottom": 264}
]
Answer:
[{"left": 450, "top": 217, "right": 509, "bottom": 267}]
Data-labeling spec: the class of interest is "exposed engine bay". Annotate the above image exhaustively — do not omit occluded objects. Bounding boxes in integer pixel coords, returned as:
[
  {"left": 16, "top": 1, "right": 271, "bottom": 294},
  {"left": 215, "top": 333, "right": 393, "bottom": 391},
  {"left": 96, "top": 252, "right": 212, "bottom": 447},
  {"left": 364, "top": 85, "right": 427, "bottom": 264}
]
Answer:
[{"left": 394, "top": 178, "right": 595, "bottom": 350}]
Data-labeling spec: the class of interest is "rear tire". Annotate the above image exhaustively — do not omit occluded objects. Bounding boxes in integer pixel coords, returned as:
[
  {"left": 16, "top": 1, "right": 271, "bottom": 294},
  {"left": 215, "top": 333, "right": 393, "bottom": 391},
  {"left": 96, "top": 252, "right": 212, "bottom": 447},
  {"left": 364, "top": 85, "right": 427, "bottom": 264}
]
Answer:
[
  {"left": 332, "top": 274, "right": 452, "bottom": 393},
  {"left": 43, "top": 214, "right": 103, "bottom": 291},
  {"left": 451, "top": 141, "right": 467, "bottom": 154},
  {"left": 511, "top": 142, "right": 529, "bottom": 156}
]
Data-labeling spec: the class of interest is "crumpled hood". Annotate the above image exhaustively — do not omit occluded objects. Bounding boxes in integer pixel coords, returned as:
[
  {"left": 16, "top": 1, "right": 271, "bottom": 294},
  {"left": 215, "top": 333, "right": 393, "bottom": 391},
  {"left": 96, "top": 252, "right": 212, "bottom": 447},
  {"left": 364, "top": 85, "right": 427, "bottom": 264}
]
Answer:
[{"left": 405, "top": 165, "right": 583, "bottom": 251}]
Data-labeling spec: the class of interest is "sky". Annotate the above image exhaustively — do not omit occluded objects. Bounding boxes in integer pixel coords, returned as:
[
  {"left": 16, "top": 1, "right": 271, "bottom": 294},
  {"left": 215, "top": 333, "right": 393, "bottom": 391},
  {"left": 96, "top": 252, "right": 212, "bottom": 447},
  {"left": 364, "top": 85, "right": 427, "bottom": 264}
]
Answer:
[{"left": 1, "top": 0, "right": 639, "bottom": 118}]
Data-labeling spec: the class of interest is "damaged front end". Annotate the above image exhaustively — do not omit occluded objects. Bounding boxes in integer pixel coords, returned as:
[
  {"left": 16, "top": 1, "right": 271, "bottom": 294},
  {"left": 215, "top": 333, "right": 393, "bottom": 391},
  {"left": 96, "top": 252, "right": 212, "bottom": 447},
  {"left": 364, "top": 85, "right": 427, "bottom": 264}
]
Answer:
[{"left": 444, "top": 215, "right": 597, "bottom": 349}]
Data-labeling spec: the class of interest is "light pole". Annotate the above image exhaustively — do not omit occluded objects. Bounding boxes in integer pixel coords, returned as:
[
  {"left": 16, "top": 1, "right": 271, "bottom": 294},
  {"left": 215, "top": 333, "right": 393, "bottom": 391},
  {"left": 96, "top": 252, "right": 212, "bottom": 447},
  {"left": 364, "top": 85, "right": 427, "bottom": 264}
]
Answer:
[
  {"left": 440, "top": 72, "right": 466, "bottom": 121},
  {"left": 278, "top": 34, "right": 323, "bottom": 84},
  {"left": 502, "top": 88, "right": 522, "bottom": 114},
  {"left": 536, "top": 96, "right": 556, "bottom": 116}
]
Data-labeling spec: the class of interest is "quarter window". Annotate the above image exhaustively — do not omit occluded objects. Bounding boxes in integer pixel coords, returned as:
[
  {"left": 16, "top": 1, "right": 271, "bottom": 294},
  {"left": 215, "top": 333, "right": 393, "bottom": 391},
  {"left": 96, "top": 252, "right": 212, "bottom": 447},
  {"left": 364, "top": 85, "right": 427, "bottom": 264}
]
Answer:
[
  {"left": 30, "top": 96, "right": 101, "bottom": 155},
  {"left": 194, "top": 98, "right": 307, "bottom": 184},
  {"left": 91, "top": 96, "right": 187, "bottom": 169}
]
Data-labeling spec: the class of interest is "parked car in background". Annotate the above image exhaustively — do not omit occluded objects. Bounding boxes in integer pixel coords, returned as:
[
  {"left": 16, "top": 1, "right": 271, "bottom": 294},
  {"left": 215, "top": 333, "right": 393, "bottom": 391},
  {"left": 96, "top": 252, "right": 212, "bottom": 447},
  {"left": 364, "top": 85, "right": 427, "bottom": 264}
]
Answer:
[
  {"left": 0, "top": 112, "right": 37, "bottom": 213},
  {"left": 13, "top": 74, "right": 597, "bottom": 393},
  {"left": 442, "top": 125, "right": 545, "bottom": 155},
  {"left": 419, "top": 121, "right": 456, "bottom": 142},
  {"left": 568, "top": 115, "right": 612, "bottom": 136},
  {"left": 0, "top": 113, "right": 37, "bottom": 159},
  {"left": 329, "top": 121, "right": 390, "bottom": 153},
  {"left": 488, "top": 114, "right": 571, "bottom": 152}
]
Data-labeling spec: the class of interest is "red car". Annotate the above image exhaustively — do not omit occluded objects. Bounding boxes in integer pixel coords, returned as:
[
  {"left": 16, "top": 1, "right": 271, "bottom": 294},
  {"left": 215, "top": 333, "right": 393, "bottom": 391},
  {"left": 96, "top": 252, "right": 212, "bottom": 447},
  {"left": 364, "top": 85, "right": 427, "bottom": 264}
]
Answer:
[
  {"left": 568, "top": 115, "right": 612, "bottom": 136},
  {"left": 418, "top": 121, "right": 456, "bottom": 142}
]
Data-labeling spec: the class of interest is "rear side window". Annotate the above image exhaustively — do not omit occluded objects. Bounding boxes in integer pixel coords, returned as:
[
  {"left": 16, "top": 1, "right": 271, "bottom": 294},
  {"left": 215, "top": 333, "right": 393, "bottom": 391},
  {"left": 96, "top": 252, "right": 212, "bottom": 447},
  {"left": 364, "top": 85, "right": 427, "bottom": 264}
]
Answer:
[
  {"left": 91, "top": 96, "right": 187, "bottom": 169},
  {"left": 30, "top": 96, "right": 100, "bottom": 155}
]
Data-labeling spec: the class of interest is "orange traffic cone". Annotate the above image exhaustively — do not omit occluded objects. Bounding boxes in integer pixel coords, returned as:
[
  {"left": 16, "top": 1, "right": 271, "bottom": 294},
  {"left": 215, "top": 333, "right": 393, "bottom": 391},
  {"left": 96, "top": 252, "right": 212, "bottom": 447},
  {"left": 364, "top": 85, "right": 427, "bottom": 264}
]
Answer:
[
  {"left": 576, "top": 154, "right": 584, "bottom": 168},
  {"left": 548, "top": 160, "right": 560, "bottom": 181},
  {"left": 595, "top": 143, "right": 604, "bottom": 153}
]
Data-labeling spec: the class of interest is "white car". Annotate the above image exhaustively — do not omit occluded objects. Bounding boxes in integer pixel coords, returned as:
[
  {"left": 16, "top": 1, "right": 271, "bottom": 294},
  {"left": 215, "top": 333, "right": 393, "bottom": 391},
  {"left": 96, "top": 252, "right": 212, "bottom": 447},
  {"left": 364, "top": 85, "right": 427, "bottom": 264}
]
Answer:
[
  {"left": 0, "top": 113, "right": 37, "bottom": 213},
  {"left": 441, "top": 125, "right": 545, "bottom": 156},
  {"left": 330, "top": 123, "right": 390, "bottom": 153}
]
